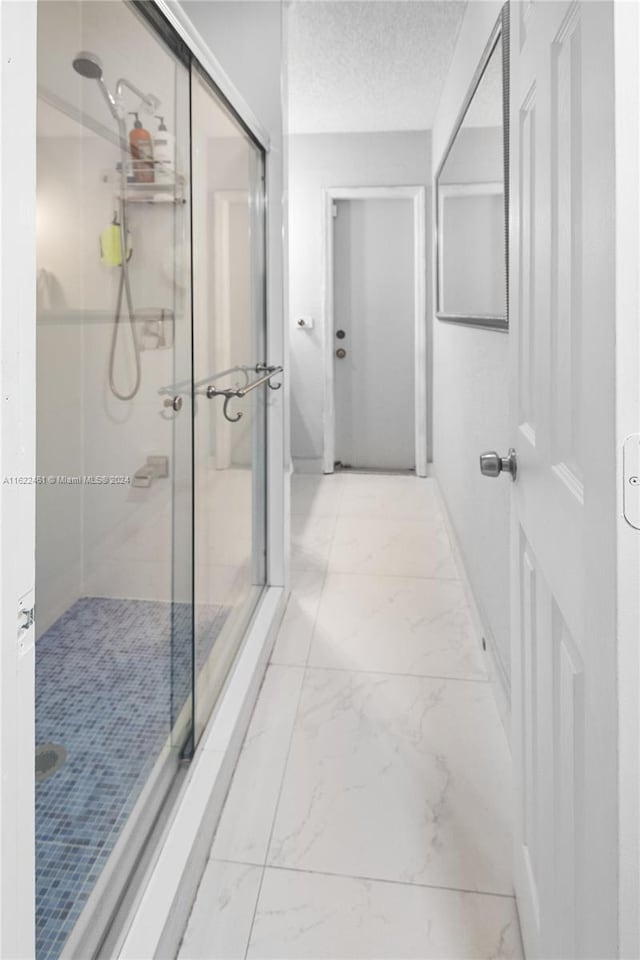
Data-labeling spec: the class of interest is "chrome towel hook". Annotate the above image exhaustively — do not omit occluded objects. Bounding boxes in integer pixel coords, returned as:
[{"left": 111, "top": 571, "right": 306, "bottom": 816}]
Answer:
[
  {"left": 206, "top": 365, "right": 283, "bottom": 423},
  {"left": 222, "top": 393, "right": 243, "bottom": 423},
  {"left": 255, "top": 363, "right": 283, "bottom": 391}
]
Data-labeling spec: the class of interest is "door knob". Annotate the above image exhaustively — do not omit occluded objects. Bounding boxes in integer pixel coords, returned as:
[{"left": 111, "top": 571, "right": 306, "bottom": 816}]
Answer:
[
  {"left": 479, "top": 448, "right": 517, "bottom": 481},
  {"left": 164, "top": 395, "right": 183, "bottom": 413},
  {"left": 336, "top": 348, "right": 346, "bottom": 359}
]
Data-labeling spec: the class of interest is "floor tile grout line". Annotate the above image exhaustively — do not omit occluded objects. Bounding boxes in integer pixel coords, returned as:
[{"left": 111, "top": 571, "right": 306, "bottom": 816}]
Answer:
[
  {"left": 214, "top": 508, "right": 336, "bottom": 952},
  {"left": 298, "top": 664, "right": 490, "bottom": 685},
  {"left": 245, "top": 498, "right": 344, "bottom": 954},
  {"left": 239, "top": 863, "right": 265, "bottom": 960},
  {"left": 295, "top": 568, "right": 462, "bottom": 583},
  {"left": 214, "top": 857, "right": 517, "bottom": 903},
  {"left": 244, "top": 612, "right": 325, "bottom": 955},
  {"left": 292, "top": 566, "right": 462, "bottom": 584}
]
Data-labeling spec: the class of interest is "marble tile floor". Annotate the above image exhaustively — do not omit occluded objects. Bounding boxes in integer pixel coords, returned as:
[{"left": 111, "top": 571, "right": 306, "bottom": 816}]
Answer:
[{"left": 179, "top": 473, "right": 523, "bottom": 960}]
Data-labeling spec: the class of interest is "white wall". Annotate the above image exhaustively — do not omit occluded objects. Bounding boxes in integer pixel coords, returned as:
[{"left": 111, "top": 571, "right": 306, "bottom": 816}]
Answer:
[
  {"left": 431, "top": 1, "right": 511, "bottom": 693},
  {"left": 36, "top": 0, "right": 191, "bottom": 633},
  {"left": 288, "top": 131, "right": 431, "bottom": 469}
]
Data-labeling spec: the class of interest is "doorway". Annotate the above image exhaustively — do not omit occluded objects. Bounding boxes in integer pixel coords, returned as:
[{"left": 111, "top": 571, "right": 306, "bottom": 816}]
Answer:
[
  {"left": 322, "top": 186, "right": 428, "bottom": 476},
  {"left": 334, "top": 197, "right": 414, "bottom": 471}
]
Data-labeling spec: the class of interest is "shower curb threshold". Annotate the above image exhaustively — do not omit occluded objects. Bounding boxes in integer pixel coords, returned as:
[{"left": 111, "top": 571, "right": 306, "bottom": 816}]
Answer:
[{"left": 114, "top": 585, "right": 286, "bottom": 960}]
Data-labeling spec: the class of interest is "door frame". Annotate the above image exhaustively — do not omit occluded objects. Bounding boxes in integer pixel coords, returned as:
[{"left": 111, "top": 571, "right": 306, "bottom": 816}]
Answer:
[
  {"left": 0, "top": 2, "right": 37, "bottom": 955},
  {"left": 614, "top": 1, "right": 640, "bottom": 955},
  {"left": 321, "top": 185, "right": 428, "bottom": 476}
]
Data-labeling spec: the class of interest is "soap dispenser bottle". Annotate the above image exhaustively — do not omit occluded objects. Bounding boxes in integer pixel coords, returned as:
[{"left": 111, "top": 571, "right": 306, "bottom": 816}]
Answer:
[
  {"left": 128, "top": 112, "right": 154, "bottom": 183},
  {"left": 153, "top": 116, "right": 175, "bottom": 184}
]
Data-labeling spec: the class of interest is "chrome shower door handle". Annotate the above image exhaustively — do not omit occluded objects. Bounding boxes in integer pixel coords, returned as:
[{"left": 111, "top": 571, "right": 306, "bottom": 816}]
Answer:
[{"left": 479, "top": 448, "right": 517, "bottom": 481}]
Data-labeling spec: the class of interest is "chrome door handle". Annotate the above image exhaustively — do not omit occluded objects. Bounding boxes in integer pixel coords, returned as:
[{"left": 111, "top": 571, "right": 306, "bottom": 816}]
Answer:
[{"left": 479, "top": 448, "right": 517, "bottom": 481}]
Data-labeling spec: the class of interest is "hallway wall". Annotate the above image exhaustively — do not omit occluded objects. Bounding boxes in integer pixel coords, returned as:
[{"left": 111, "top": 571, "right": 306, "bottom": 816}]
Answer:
[
  {"left": 431, "top": 1, "right": 511, "bottom": 698},
  {"left": 287, "top": 131, "right": 431, "bottom": 471}
]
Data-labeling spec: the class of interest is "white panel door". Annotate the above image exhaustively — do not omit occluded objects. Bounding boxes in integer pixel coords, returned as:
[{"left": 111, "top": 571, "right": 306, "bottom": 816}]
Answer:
[
  {"left": 509, "top": 2, "right": 617, "bottom": 957},
  {"left": 334, "top": 198, "right": 415, "bottom": 470}
]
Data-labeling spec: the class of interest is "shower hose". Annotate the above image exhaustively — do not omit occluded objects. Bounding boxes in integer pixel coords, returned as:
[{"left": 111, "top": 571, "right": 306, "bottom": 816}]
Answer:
[{"left": 109, "top": 131, "right": 141, "bottom": 401}]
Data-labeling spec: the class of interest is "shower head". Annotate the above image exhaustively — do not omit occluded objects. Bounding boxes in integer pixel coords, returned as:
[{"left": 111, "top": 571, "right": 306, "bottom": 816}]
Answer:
[
  {"left": 72, "top": 51, "right": 103, "bottom": 81},
  {"left": 72, "top": 51, "right": 161, "bottom": 132},
  {"left": 72, "top": 51, "right": 121, "bottom": 122}
]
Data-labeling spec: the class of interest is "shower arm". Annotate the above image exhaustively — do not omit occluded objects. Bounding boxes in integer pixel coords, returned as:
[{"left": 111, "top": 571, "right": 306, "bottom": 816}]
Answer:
[{"left": 115, "top": 77, "right": 158, "bottom": 116}]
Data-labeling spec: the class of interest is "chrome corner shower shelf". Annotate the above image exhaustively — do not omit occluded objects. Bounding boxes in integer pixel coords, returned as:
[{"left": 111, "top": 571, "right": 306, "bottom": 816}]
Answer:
[
  {"left": 206, "top": 364, "right": 283, "bottom": 423},
  {"left": 102, "top": 164, "right": 187, "bottom": 204}
]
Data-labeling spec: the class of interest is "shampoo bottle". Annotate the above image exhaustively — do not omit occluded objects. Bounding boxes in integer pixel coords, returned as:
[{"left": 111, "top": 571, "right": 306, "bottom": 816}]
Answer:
[
  {"left": 153, "top": 116, "right": 175, "bottom": 184},
  {"left": 129, "top": 112, "right": 154, "bottom": 183}
]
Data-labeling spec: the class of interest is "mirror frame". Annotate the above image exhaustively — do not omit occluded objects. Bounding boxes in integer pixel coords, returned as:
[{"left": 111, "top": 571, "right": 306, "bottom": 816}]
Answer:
[{"left": 435, "top": 2, "right": 510, "bottom": 332}]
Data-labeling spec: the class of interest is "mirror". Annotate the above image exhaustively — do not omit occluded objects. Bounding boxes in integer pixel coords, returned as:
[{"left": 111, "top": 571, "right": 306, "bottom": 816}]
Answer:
[{"left": 436, "top": 8, "right": 509, "bottom": 330}]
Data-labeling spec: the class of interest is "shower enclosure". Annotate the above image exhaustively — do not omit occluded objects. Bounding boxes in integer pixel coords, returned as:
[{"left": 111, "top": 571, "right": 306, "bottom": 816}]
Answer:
[{"left": 35, "top": 2, "right": 271, "bottom": 956}]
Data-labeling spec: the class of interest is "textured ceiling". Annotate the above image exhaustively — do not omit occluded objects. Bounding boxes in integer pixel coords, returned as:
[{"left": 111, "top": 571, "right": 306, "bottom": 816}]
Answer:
[{"left": 287, "top": 0, "right": 467, "bottom": 134}]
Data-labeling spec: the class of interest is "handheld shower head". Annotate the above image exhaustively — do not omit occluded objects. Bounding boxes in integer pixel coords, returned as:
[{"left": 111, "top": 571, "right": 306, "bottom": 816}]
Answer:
[
  {"left": 72, "top": 51, "right": 143, "bottom": 400},
  {"left": 73, "top": 52, "right": 161, "bottom": 128},
  {"left": 72, "top": 51, "right": 121, "bottom": 121},
  {"left": 72, "top": 51, "right": 103, "bottom": 80}
]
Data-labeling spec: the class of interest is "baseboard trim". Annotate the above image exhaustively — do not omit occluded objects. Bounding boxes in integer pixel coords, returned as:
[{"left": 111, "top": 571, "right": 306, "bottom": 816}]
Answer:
[
  {"left": 432, "top": 479, "right": 511, "bottom": 741},
  {"left": 115, "top": 585, "right": 287, "bottom": 960}
]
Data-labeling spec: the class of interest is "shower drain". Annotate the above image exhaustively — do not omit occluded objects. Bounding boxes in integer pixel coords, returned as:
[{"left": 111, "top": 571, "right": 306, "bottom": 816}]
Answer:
[{"left": 35, "top": 743, "right": 67, "bottom": 783}]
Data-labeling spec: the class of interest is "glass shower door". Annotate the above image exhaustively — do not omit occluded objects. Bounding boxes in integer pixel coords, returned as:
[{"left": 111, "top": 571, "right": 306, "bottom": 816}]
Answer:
[
  {"left": 35, "top": 2, "right": 193, "bottom": 956},
  {"left": 190, "top": 66, "right": 268, "bottom": 741},
  {"left": 35, "top": 4, "right": 270, "bottom": 956}
]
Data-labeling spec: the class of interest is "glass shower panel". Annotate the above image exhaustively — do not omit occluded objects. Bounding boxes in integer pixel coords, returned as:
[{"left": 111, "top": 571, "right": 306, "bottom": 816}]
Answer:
[
  {"left": 35, "top": 2, "right": 192, "bottom": 957},
  {"left": 191, "top": 67, "right": 267, "bottom": 741}
]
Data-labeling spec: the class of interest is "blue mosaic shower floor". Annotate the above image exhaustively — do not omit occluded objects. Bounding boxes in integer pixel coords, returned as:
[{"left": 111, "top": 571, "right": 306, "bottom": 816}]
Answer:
[{"left": 36, "top": 596, "right": 226, "bottom": 960}]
